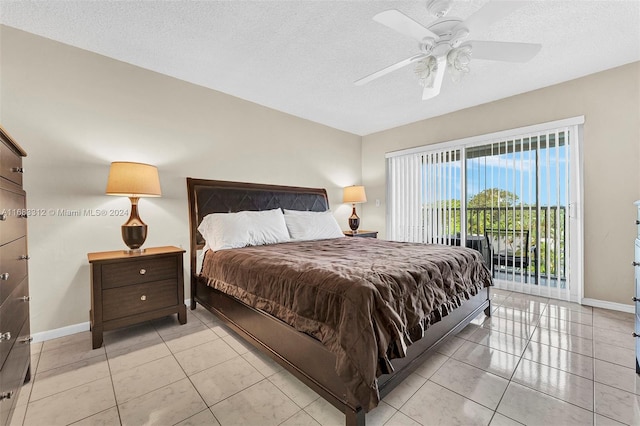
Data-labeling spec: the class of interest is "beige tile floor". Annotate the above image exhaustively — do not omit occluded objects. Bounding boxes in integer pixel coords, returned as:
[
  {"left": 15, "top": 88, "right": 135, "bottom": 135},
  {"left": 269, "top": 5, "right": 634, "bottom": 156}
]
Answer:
[{"left": 9, "top": 288, "right": 640, "bottom": 426}]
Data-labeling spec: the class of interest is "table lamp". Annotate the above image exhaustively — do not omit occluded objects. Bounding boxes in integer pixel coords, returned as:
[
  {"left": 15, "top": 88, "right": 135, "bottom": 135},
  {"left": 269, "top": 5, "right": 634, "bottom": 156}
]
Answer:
[
  {"left": 343, "top": 185, "right": 367, "bottom": 232},
  {"left": 106, "top": 161, "right": 161, "bottom": 252}
]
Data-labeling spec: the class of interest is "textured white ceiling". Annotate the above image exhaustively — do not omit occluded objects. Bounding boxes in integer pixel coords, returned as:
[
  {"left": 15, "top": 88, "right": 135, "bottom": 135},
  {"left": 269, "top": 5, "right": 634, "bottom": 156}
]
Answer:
[{"left": 1, "top": 1, "right": 639, "bottom": 136}]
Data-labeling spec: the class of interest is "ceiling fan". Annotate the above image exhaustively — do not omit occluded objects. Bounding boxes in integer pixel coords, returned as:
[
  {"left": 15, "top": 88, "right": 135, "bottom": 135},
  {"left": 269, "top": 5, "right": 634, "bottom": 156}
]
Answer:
[{"left": 355, "top": 0, "right": 542, "bottom": 100}]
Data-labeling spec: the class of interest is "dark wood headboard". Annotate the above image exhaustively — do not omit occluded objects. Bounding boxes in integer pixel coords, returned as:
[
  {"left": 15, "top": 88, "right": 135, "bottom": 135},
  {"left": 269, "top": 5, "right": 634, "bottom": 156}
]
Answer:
[{"left": 186, "top": 178, "right": 329, "bottom": 281}]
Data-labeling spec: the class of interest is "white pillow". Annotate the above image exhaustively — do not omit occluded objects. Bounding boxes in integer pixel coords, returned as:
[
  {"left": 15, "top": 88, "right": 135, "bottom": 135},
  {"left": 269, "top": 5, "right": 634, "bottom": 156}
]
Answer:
[
  {"left": 283, "top": 209, "right": 345, "bottom": 241},
  {"left": 244, "top": 209, "right": 290, "bottom": 246},
  {"left": 198, "top": 209, "right": 290, "bottom": 252},
  {"left": 197, "top": 211, "right": 251, "bottom": 252}
]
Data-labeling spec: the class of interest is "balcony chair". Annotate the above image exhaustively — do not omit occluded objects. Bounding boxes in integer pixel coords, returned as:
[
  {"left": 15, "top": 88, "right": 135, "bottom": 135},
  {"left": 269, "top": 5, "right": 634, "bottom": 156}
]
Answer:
[{"left": 486, "top": 229, "right": 531, "bottom": 282}]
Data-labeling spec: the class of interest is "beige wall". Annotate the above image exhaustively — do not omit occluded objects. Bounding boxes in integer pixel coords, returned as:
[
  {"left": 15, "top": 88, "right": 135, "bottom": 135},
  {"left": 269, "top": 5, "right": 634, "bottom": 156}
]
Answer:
[
  {"left": 361, "top": 62, "right": 640, "bottom": 305},
  {"left": 0, "top": 26, "right": 362, "bottom": 334},
  {"left": 1, "top": 24, "right": 637, "bottom": 335}
]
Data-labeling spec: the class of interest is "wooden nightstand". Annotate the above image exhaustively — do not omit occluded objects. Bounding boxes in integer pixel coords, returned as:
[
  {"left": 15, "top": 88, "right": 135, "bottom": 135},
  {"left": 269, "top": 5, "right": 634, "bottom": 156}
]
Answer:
[
  {"left": 88, "top": 246, "right": 186, "bottom": 349},
  {"left": 343, "top": 230, "right": 378, "bottom": 238}
]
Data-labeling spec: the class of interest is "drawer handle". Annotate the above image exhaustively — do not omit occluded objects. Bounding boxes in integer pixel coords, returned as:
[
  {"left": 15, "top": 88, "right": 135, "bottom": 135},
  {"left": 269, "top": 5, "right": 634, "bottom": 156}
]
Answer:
[
  {"left": 11, "top": 167, "right": 24, "bottom": 174},
  {"left": 637, "top": 220, "right": 640, "bottom": 225},
  {"left": 0, "top": 391, "right": 13, "bottom": 401},
  {"left": 19, "top": 255, "right": 30, "bottom": 260},
  {"left": 0, "top": 272, "right": 8, "bottom": 281},
  {"left": 634, "top": 262, "right": 640, "bottom": 267},
  {"left": 140, "top": 295, "right": 147, "bottom": 301},
  {"left": 21, "top": 296, "right": 31, "bottom": 302},
  {"left": 139, "top": 268, "right": 146, "bottom": 275},
  {"left": 634, "top": 297, "right": 639, "bottom": 302},
  {"left": 19, "top": 337, "right": 33, "bottom": 344},
  {"left": 0, "top": 213, "right": 6, "bottom": 221},
  {"left": 634, "top": 333, "right": 640, "bottom": 338},
  {"left": 0, "top": 332, "right": 11, "bottom": 342}
]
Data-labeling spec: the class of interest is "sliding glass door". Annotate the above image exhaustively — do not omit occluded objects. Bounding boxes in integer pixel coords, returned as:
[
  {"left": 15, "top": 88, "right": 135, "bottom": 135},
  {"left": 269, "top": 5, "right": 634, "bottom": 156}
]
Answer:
[{"left": 386, "top": 118, "right": 583, "bottom": 301}]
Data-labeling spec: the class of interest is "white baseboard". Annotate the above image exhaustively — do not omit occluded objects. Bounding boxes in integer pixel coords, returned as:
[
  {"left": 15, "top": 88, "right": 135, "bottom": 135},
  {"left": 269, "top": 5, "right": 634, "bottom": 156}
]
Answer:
[
  {"left": 582, "top": 298, "right": 634, "bottom": 314},
  {"left": 31, "top": 322, "right": 90, "bottom": 343},
  {"left": 31, "top": 300, "right": 194, "bottom": 343}
]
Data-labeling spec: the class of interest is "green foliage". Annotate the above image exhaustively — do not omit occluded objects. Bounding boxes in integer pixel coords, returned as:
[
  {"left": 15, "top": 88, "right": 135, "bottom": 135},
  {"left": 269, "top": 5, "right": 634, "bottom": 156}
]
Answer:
[
  {"left": 468, "top": 189, "right": 520, "bottom": 208},
  {"left": 430, "top": 187, "right": 567, "bottom": 280}
]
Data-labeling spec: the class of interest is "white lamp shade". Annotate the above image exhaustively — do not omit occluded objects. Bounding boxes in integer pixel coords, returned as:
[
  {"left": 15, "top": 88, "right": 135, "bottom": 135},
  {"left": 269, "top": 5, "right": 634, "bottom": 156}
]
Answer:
[
  {"left": 106, "top": 162, "right": 161, "bottom": 197},
  {"left": 343, "top": 185, "right": 367, "bottom": 204}
]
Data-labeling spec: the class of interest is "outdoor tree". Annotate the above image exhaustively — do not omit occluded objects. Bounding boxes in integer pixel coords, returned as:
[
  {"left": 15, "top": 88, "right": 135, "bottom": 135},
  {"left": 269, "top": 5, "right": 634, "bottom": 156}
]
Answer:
[{"left": 468, "top": 188, "right": 519, "bottom": 208}]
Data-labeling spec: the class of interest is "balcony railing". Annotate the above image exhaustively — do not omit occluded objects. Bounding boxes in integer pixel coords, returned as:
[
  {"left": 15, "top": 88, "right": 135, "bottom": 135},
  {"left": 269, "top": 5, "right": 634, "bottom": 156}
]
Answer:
[{"left": 431, "top": 205, "right": 567, "bottom": 283}]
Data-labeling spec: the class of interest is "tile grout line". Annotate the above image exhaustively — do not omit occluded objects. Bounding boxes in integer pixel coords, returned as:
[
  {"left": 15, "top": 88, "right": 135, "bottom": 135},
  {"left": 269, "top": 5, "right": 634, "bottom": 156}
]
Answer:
[
  {"left": 389, "top": 349, "right": 454, "bottom": 426},
  {"left": 468, "top": 298, "right": 635, "bottom": 423},
  {"left": 105, "top": 319, "right": 205, "bottom": 424},
  {"left": 194, "top": 308, "right": 330, "bottom": 424},
  {"left": 489, "top": 299, "right": 542, "bottom": 423},
  {"left": 163, "top": 310, "right": 304, "bottom": 425},
  {"left": 509, "top": 301, "right": 602, "bottom": 419},
  {"left": 158, "top": 313, "right": 224, "bottom": 425},
  {"left": 18, "top": 344, "right": 42, "bottom": 426},
  {"left": 500, "top": 298, "right": 633, "bottom": 421}
]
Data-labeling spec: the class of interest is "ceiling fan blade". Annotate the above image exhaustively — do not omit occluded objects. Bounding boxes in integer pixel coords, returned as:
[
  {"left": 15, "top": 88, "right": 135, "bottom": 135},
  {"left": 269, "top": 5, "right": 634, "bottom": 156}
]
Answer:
[
  {"left": 355, "top": 54, "right": 426, "bottom": 86},
  {"left": 422, "top": 57, "right": 447, "bottom": 100},
  {"left": 457, "top": 1, "right": 524, "bottom": 36},
  {"left": 469, "top": 41, "right": 541, "bottom": 62},
  {"left": 373, "top": 10, "right": 439, "bottom": 42}
]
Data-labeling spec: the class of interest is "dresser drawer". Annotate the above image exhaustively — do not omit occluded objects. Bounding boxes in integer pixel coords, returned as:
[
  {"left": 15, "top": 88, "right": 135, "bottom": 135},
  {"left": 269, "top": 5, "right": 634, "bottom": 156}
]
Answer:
[
  {"left": 0, "top": 237, "right": 28, "bottom": 307},
  {"left": 0, "top": 278, "right": 29, "bottom": 370},
  {"left": 102, "top": 279, "right": 178, "bottom": 321},
  {"left": 0, "top": 142, "right": 23, "bottom": 187},
  {"left": 101, "top": 256, "right": 177, "bottom": 289},
  {"left": 0, "top": 316, "right": 30, "bottom": 426},
  {"left": 0, "top": 187, "right": 26, "bottom": 246}
]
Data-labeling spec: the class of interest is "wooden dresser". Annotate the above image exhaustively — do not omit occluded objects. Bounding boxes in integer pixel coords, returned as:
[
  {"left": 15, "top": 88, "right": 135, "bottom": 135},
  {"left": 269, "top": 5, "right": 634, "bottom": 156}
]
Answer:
[{"left": 0, "top": 125, "right": 31, "bottom": 426}]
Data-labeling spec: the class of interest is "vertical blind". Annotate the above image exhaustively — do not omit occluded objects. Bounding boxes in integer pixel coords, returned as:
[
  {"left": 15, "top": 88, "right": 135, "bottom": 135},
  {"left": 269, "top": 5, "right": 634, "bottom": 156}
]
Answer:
[
  {"left": 386, "top": 118, "right": 583, "bottom": 300},
  {"left": 387, "top": 148, "right": 462, "bottom": 244}
]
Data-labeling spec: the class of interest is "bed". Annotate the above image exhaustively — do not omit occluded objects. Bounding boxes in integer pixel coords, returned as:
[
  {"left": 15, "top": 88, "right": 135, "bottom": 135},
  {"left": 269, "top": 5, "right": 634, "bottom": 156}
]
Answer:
[{"left": 186, "top": 178, "right": 492, "bottom": 426}]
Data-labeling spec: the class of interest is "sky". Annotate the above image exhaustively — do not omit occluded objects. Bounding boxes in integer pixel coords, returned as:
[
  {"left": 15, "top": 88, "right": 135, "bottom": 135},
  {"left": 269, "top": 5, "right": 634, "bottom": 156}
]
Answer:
[{"left": 424, "top": 134, "right": 569, "bottom": 207}]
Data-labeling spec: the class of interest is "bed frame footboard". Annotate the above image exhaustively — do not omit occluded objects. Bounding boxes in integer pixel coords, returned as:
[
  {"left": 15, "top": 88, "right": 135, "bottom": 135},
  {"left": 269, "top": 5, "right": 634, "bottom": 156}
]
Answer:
[{"left": 193, "top": 277, "right": 490, "bottom": 425}]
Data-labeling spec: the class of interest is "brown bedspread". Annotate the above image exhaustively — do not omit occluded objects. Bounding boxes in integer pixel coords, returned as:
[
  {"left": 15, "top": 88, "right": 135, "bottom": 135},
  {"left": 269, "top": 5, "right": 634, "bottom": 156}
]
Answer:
[{"left": 200, "top": 237, "right": 492, "bottom": 410}]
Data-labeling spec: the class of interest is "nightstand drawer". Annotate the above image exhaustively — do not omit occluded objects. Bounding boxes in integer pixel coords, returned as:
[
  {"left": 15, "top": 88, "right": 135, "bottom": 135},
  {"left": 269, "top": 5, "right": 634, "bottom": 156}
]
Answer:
[
  {"left": 102, "top": 279, "right": 178, "bottom": 321},
  {"left": 102, "top": 256, "right": 177, "bottom": 289}
]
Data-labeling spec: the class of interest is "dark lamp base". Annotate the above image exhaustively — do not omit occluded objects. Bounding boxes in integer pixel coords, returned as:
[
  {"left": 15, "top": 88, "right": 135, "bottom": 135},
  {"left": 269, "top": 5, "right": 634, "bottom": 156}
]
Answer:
[
  {"left": 121, "top": 197, "right": 148, "bottom": 250},
  {"left": 348, "top": 205, "right": 360, "bottom": 232},
  {"left": 121, "top": 224, "right": 147, "bottom": 250}
]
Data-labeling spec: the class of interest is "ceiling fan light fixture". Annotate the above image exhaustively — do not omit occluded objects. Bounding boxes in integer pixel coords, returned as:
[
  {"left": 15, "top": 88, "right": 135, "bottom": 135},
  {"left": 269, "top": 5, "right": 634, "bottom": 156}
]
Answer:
[
  {"left": 415, "top": 56, "right": 438, "bottom": 88},
  {"left": 447, "top": 44, "right": 472, "bottom": 82}
]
